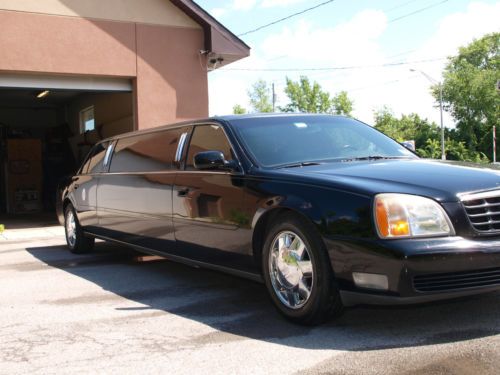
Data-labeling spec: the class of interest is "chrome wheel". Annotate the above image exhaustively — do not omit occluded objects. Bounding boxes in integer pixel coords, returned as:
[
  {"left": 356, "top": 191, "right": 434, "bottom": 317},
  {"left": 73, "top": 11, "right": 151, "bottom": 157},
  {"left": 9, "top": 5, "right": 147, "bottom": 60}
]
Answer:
[
  {"left": 65, "top": 209, "right": 76, "bottom": 248},
  {"left": 268, "top": 231, "right": 314, "bottom": 309}
]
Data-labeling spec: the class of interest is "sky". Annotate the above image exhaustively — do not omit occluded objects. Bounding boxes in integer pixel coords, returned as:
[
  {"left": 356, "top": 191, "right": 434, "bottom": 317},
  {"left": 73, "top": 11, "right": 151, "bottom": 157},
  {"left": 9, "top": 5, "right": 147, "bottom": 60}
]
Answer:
[{"left": 195, "top": 0, "right": 500, "bottom": 127}]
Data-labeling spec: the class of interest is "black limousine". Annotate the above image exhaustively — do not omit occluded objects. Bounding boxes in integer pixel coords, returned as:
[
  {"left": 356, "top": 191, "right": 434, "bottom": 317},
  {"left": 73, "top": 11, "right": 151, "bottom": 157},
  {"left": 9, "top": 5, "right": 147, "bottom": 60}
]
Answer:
[{"left": 57, "top": 114, "right": 500, "bottom": 324}]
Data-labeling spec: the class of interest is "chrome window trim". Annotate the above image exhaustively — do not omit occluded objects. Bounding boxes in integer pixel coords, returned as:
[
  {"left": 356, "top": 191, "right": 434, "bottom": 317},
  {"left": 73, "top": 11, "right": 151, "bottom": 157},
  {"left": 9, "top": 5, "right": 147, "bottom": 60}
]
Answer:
[
  {"left": 175, "top": 132, "right": 188, "bottom": 163},
  {"left": 103, "top": 141, "right": 115, "bottom": 168}
]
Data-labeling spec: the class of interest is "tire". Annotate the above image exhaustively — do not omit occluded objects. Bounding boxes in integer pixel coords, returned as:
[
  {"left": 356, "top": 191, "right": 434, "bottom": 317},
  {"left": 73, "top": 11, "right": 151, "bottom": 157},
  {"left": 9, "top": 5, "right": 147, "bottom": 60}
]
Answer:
[
  {"left": 64, "top": 204, "right": 95, "bottom": 254},
  {"left": 262, "top": 213, "right": 343, "bottom": 325}
]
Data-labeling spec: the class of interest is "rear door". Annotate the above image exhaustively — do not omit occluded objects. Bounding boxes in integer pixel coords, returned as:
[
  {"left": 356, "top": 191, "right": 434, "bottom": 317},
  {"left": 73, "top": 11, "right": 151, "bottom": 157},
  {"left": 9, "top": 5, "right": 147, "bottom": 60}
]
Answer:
[
  {"left": 72, "top": 141, "right": 109, "bottom": 228},
  {"left": 97, "top": 127, "right": 190, "bottom": 250}
]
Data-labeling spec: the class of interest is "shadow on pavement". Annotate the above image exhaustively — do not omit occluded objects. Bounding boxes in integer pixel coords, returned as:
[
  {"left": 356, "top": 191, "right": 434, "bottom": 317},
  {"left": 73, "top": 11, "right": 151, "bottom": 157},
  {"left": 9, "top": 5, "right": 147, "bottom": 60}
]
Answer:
[
  {"left": 0, "top": 213, "right": 59, "bottom": 230},
  {"left": 26, "top": 241, "right": 500, "bottom": 351}
]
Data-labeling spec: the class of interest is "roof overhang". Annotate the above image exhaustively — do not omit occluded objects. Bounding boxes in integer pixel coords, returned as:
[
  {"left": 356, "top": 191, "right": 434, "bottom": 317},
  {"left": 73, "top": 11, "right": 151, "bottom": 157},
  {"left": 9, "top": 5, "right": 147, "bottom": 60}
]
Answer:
[{"left": 170, "top": 0, "right": 250, "bottom": 69}]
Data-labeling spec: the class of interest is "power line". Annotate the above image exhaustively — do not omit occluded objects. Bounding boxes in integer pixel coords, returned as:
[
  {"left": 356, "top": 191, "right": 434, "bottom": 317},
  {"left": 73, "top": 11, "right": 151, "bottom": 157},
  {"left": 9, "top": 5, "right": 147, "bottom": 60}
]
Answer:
[
  {"left": 386, "top": 0, "right": 421, "bottom": 13},
  {"left": 219, "top": 57, "right": 446, "bottom": 72},
  {"left": 388, "top": 0, "right": 449, "bottom": 23},
  {"left": 347, "top": 74, "right": 420, "bottom": 92},
  {"left": 237, "top": 0, "right": 337, "bottom": 37},
  {"left": 386, "top": 48, "right": 418, "bottom": 59}
]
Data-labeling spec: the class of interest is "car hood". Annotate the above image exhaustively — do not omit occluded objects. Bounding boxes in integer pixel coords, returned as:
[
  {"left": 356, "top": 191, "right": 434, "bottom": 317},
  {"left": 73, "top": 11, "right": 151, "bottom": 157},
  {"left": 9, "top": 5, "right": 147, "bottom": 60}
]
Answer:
[{"left": 274, "top": 159, "right": 500, "bottom": 202}]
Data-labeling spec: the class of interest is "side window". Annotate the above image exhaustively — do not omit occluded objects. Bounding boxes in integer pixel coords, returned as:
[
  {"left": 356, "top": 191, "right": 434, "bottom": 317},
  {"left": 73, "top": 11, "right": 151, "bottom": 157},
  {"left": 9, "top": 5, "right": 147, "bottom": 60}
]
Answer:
[
  {"left": 87, "top": 142, "right": 109, "bottom": 174},
  {"left": 185, "top": 125, "right": 233, "bottom": 170},
  {"left": 109, "top": 128, "right": 188, "bottom": 173},
  {"left": 79, "top": 150, "right": 93, "bottom": 175},
  {"left": 79, "top": 143, "right": 107, "bottom": 175}
]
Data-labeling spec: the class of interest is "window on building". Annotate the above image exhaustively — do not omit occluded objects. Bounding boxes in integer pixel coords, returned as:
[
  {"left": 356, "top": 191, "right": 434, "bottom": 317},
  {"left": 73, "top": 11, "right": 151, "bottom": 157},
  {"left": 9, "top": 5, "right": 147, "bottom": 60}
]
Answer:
[{"left": 80, "top": 106, "right": 95, "bottom": 133}]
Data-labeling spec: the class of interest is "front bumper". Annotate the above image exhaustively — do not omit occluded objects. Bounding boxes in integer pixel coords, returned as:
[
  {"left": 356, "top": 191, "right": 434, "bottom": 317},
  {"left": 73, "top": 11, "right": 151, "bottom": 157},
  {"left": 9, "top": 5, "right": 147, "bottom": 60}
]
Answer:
[{"left": 326, "top": 236, "right": 500, "bottom": 306}]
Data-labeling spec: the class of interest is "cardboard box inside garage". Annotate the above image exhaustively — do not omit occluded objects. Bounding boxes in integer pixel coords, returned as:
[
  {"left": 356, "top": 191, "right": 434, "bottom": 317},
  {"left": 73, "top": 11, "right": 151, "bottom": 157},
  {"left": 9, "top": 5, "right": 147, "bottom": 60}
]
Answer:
[{"left": 6, "top": 139, "right": 42, "bottom": 213}]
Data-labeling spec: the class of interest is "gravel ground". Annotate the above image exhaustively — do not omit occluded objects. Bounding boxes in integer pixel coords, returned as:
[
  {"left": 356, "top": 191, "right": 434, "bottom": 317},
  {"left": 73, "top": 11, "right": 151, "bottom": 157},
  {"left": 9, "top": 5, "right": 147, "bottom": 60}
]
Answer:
[{"left": 1, "top": 231, "right": 499, "bottom": 374}]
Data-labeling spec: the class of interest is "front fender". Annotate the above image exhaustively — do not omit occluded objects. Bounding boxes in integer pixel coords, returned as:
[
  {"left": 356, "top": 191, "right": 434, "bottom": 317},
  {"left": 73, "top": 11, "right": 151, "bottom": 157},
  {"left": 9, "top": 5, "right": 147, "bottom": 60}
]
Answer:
[{"left": 247, "top": 178, "right": 375, "bottom": 239}]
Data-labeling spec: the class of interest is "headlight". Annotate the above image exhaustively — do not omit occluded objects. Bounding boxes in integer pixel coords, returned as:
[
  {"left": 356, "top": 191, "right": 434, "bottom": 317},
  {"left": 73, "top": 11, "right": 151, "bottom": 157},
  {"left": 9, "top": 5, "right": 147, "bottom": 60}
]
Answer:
[{"left": 374, "top": 193, "right": 454, "bottom": 239}]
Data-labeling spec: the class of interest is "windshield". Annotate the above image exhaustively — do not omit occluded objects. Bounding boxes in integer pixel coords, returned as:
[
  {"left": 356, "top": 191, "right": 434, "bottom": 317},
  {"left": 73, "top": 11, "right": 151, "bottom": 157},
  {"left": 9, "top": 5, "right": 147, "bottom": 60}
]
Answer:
[{"left": 230, "top": 116, "right": 417, "bottom": 167}]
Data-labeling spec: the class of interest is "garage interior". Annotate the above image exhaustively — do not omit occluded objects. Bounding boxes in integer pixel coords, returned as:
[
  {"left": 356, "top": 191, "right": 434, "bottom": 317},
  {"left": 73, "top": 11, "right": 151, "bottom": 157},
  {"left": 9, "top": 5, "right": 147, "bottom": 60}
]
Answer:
[{"left": 0, "top": 78, "right": 133, "bottom": 216}]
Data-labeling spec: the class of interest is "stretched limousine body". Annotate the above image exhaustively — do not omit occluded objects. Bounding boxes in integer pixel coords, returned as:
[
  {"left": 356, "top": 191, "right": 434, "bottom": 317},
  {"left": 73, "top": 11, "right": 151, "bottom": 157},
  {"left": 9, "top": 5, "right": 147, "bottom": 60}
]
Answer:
[{"left": 57, "top": 114, "right": 500, "bottom": 324}]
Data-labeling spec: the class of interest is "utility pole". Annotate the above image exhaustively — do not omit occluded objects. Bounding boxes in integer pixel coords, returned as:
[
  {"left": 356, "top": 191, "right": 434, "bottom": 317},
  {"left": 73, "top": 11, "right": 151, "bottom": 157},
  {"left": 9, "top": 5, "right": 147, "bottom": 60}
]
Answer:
[
  {"left": 493, "top": 125, "right": 497, "bottom": 164},
  {"left": 438, "top": 83, "right": 445, "bottom": 161},
  {"left": 272, "top": 83, "right": 276, "bottom": 112},
  {"left": 410, "top": 69, "right": 446, "bottom": 160}
]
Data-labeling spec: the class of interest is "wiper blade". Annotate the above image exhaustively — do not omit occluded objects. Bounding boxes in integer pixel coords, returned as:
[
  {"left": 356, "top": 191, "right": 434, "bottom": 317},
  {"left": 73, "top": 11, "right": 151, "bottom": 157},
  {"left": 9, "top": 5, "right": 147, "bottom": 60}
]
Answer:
[
  {"left": 277, "top": 161, "right": 322, "bottom": 169},
  {"left": 341, "top": 155, "right": 410, "bottom": 162}
]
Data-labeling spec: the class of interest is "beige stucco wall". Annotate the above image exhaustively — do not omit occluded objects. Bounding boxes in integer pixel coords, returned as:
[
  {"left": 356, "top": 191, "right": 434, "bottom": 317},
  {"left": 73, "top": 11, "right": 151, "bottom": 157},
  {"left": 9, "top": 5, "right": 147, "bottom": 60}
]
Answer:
[
  {"left": 0, "top": 10, "right": 137, "bottom": 77},
  {"left": 0, "top": 0, "right": 200, "bottom": 28},
  {"left": 135, "top": 24, "right": 208, "bottom": 129},
  {"left": 0, "top": 6, "right": 209, "bottom": 130}
]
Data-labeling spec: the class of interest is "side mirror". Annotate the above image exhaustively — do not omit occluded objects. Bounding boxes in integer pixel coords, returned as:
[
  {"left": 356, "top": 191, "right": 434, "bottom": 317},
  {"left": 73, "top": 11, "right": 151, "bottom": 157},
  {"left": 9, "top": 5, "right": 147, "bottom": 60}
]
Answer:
[
  {"left": 401, "top": 140, "right": 416, "bottom": 152},
  {"left": 194, "top": 151, "right": 238, "bottom": 171}
]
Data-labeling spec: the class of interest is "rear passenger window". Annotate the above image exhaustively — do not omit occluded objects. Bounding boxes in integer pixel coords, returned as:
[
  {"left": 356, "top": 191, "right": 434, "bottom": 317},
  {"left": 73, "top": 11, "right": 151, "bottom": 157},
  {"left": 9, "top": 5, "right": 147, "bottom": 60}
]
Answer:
[
  {"left": 185, "top": 125, "right": 233, "bottom": 170},
  {"left": 109, "top": 128, "right": 187, "bottom": 173}
]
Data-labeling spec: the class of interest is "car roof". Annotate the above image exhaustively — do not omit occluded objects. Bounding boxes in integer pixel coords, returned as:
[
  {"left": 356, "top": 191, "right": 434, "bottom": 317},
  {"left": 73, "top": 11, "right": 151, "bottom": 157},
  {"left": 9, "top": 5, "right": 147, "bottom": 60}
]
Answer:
[
  {"left": 216, "top": 113, "right": 346, "bottom": 122},
  {"left": 97, "top": 113, "right": 348, "bottom": 143}
]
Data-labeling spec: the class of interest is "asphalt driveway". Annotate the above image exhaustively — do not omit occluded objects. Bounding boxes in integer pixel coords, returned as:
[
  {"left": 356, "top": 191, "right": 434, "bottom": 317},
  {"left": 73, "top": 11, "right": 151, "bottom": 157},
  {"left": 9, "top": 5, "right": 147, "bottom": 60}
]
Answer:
[{"left": 1, "top": 227, "right": 499, "bottom": 374}]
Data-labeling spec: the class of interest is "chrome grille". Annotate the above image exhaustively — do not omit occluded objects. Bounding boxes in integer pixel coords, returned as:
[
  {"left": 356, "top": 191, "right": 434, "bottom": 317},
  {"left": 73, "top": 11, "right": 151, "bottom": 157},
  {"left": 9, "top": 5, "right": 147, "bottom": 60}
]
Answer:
[{"left": 461, "top": 190, "right": 500, "bottom": 234}]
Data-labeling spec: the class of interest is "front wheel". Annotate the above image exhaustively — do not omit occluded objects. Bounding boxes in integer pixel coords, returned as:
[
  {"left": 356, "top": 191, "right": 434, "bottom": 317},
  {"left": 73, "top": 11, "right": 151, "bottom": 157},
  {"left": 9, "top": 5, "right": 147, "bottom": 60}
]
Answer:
[
  {"left": 262, "top": 214, "right": 343, "bottom": 325},
  {"left": 64, "top": 204, "right": 95, "bottom": 254}
]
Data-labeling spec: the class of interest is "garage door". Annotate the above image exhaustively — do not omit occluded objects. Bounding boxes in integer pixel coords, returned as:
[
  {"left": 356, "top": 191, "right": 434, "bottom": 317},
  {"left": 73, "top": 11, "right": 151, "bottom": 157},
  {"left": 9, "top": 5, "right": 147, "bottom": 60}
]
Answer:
[
  {"left": 0, "top": 74, "right": 133, "bottom": 214},
  {"left": 0, "top": 73, "right": 132, "bottom": 92}
]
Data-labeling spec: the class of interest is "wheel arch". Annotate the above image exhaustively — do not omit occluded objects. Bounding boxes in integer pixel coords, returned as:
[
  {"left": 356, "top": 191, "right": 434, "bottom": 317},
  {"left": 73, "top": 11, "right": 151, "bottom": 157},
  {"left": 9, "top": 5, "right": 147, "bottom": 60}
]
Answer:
[
  {"left": 62, "top": 196, "right": 77, "bottom": 218},
  {"left": 251, "top": 205, "right": 326, "bottom": 272}
]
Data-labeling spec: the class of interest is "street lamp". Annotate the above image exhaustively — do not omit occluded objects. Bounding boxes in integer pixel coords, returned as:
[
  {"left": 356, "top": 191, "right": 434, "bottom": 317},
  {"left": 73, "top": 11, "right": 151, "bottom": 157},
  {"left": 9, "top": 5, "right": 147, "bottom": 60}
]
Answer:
[{"left": 410, "top": 69, "right": 446, "bottom": 160}]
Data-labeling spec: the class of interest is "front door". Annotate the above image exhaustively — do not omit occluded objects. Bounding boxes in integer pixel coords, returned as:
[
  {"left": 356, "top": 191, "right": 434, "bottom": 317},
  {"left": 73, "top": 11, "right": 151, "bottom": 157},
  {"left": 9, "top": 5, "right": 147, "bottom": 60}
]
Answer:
[{"left": 172, "top": 124, "right": 253, "bottom": 271}]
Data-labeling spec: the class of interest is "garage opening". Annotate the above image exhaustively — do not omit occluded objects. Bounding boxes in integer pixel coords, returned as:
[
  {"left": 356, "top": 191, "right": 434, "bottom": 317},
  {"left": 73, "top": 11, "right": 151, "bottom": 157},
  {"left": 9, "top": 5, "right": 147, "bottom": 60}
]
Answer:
[{"left": 0, "top": 76, "right": 133, "bottom": 215}]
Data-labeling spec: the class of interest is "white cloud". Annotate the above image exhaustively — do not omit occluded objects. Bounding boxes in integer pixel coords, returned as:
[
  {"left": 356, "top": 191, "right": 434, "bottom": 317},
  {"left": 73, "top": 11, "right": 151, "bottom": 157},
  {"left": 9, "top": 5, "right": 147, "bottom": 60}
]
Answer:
[
  {"left": 208, "top": 1, "right": 500, "bottom": 126},
  {"left": 260, "top": 9, "right": 387, "bottom": 64},
  {"left": 390, "top": 1, "right": 500, "bottom": 127},
  {"left": 210, "top": 7, "right": 227, "bottom": 18},
  {"left": 232, "top": 0, "right": 258, "bottom": 10},
  {"left": 261, "top": 0, "right": 308, "bottom": 8},
  {"left": 223, "top": 0, "right": 311, "bottom": 14}
]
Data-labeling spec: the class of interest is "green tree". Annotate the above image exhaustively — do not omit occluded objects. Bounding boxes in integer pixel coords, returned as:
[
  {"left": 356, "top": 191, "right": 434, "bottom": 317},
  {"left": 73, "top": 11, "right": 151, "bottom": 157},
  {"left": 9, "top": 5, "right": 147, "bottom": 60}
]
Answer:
[
  {"left": 280, "top": 76, "right": 354, "bottom": 114},
  {"left": 248, "top": 80, "right": 273, "bottom": 113},
  {"left": 232, "top": 104, "right": 246, "bottom": 114},
  {"left": 374, "top": 108, "right": 440, "bottom": 148},
  {"left": 418, "top": 139, "right": 442, "bottom": 159},
  {"left": 374, "top": 108, "right": 490, "bottom": 162},
  {"left": 434, "top": 32, "right": 500, "bottom": 160},
  {"left": 332, "top": 91, "right": 354, "bottom": 116},
  {"left": 281, "top": 76, "right": 334, "bottom": 113}
]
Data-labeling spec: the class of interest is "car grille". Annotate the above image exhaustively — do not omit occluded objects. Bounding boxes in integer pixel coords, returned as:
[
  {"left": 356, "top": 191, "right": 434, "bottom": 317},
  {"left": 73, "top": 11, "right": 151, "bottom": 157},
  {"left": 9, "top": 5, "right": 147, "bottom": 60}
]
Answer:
[
  {"left": 413, "top": 267, "right": 500, "bottom": 292},
  {"left": 461, "top": 190, "right": 500, "bottom": 234}
]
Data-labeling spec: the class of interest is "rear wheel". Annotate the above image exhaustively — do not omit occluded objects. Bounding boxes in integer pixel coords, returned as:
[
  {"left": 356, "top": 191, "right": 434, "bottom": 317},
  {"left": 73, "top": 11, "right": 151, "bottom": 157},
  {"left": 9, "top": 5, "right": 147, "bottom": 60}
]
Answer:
[
  {"left": 262, "top": 213, "right": 343, "bottom": 325},
  {"left": 64, "top": 204, "right": 95, "bottom": 254}
]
